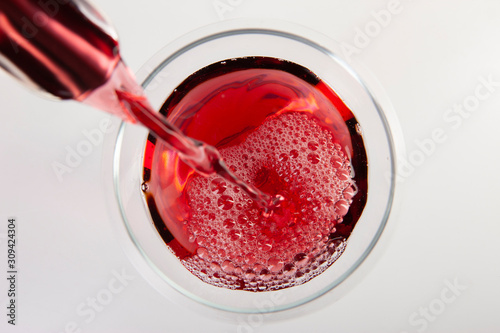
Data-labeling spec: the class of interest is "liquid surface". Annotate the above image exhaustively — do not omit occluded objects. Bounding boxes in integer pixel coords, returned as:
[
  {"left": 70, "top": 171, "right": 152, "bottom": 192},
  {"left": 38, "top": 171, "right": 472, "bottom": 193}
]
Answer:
[{"left": 143, "top": 57, "right": 368, "bottom": 291}]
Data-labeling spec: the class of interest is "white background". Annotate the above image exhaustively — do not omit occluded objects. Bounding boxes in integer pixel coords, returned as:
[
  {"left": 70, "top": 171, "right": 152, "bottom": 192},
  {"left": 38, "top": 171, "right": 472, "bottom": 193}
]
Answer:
[{"left": 1, "top": 0, "right": 500, "bottom": 332}]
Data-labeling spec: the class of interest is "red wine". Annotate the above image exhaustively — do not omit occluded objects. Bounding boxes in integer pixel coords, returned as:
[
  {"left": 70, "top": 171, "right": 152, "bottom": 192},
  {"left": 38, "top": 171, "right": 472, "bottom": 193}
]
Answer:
[
  {"left": 143, "top": 57, "right": 368, "bottom": 291},
  {"left": 0, "top": 0, "right": 279, "bottom": 210}
]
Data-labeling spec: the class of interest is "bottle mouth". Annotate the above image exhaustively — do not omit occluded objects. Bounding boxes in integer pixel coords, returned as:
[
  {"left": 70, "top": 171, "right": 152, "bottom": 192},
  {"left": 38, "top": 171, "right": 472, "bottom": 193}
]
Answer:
[
  {"left": 82, "top": 60, "right": 142, "bottom": 122},
  {"left": 104, "top": 20, "right": 401, "bottom": 314}
]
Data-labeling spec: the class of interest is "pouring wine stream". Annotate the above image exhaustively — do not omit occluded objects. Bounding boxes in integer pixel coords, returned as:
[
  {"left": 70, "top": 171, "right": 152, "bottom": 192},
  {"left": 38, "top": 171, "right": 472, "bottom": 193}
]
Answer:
[{"left": 113, "top": 88, "right": 284, "bottom": 214}]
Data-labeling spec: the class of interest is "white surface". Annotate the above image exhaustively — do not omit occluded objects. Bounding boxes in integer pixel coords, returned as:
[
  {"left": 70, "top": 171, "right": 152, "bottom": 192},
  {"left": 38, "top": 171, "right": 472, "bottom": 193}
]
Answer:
[{"left": 1, "top": 0, "right": 500, "bottom": 332}]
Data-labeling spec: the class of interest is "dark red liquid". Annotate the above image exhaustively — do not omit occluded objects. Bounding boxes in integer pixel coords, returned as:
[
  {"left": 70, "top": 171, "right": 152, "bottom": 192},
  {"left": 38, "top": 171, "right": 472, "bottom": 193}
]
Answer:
[{"left": 143, "top": 57, "right": 368, "bottom": 291}]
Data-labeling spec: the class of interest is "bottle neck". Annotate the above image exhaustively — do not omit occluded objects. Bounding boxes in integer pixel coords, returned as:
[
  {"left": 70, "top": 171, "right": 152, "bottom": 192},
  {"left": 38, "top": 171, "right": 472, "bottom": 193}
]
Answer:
[{"left": 82, "top": 60, "right": 143, "bottom": 123}]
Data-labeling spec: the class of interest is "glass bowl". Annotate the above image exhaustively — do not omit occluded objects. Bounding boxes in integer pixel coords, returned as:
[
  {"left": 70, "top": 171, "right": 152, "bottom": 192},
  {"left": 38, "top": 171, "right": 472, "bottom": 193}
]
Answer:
[{"left": 105, "top": 20, "right": 399, "bottom": 314}]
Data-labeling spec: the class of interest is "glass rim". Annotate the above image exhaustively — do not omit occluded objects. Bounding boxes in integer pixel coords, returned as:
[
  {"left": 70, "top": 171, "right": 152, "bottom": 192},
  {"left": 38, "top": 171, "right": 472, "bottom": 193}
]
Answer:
[{"left": 112, "top": 20, "right": 400, "bottom": 314}]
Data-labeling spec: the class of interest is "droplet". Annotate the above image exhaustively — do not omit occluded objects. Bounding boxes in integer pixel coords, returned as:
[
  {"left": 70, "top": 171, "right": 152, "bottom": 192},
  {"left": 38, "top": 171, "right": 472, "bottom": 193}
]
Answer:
[
  {"left": 313, "top": 233, "right": 323, "bottom": 242},
  {"left": 217, "top": 195, "right": 234, "bottom": 210},
  {"left": 237, "top": 214, "right": 249, "bottom": 225},
  {"left": 356, "top": 123, "right": 363, "bottom": 135},
  {"left": 221, "top": 260, "right": 235, "bottom": 274},
  {"left": 223, "top": 218, "right": 235, "bottom": 229},
  {"left": 196, "top": 247, "right": 209, "bottom": 259},
  {"left": 290, "top": 149, "right": 299, "bottom": 158},
  {"left": 343, "top": 186, "right": 355, "bottom": 200},
  {"left": 278, "top": 153, "right": 289, "bottom": 162},
  {"left": 210, "top": 262, "right": 221, "bottom": 272},
  {"left": 141, "top": 182, "right": 149, "bottom": 192},
  {"left": 245, "top": 253, "right": 256, "bottom": 265},
  {"left": 234, "top": 256, "right": 245, "bottom": 265},
  {"left": 307, "top": 141, "right": 319, "bottom": 151},
  {"left": 268, "top": 257, "right": 284, "bottom": 273},
  {"left": 294, "top": 253, "right": 309, "bottom": 268},
  {"left": 210, "top": 178, "right": 227, "bottom": 195},
  {"left": 257, "top": 241, "right": 273, "bottom": 252},
  {"left": 307, "top": 153, "right": 320, "bottom": 164},
  {"left": 260, "top": 269, "right": 272, "bottom": 281},
  {"left": 336, "top": 169, "right": 350, "bottom": 181},
  {"left": 196, "top": 236, "right": 207, "bottom": 246},
  {"left": 335, "top": 199, "right": 350, "bottom": 217},
  {"left": 330, "top": 156, "right": 343, "bottom": 169},
  {"left": 246, "top": 233, "right": 257, "bottom": 242},
  {"left": 283, "top": 263, "right": 297, "bottom": 276},
  {"left": 253, "top": 264, "right": 264, "bottom": 272},
  {"left": 228, "top": 229, "right": 241, "bottom": 241}
]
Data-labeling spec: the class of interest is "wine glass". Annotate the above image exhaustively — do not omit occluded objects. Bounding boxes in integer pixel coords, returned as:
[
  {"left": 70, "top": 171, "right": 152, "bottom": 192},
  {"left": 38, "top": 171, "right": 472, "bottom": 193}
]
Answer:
[{"left": 103, "top": 19, "right": 400, "bottom": 314}]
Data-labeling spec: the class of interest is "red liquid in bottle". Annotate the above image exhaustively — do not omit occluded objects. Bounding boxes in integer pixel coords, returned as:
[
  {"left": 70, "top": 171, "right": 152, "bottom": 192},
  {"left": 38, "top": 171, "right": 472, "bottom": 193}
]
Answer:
[
  {"left": 143, "top": 57, "right": 368, "bottom": 291},
  {"left": 0, "top": 0, "right": 119, "bottom": 100}
]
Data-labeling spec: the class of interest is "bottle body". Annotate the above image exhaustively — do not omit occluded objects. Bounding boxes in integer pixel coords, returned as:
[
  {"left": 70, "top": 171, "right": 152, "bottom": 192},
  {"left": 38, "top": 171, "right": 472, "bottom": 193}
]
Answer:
[{"left": 0, "top": 0, "right": 120, "bottom": 100}]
